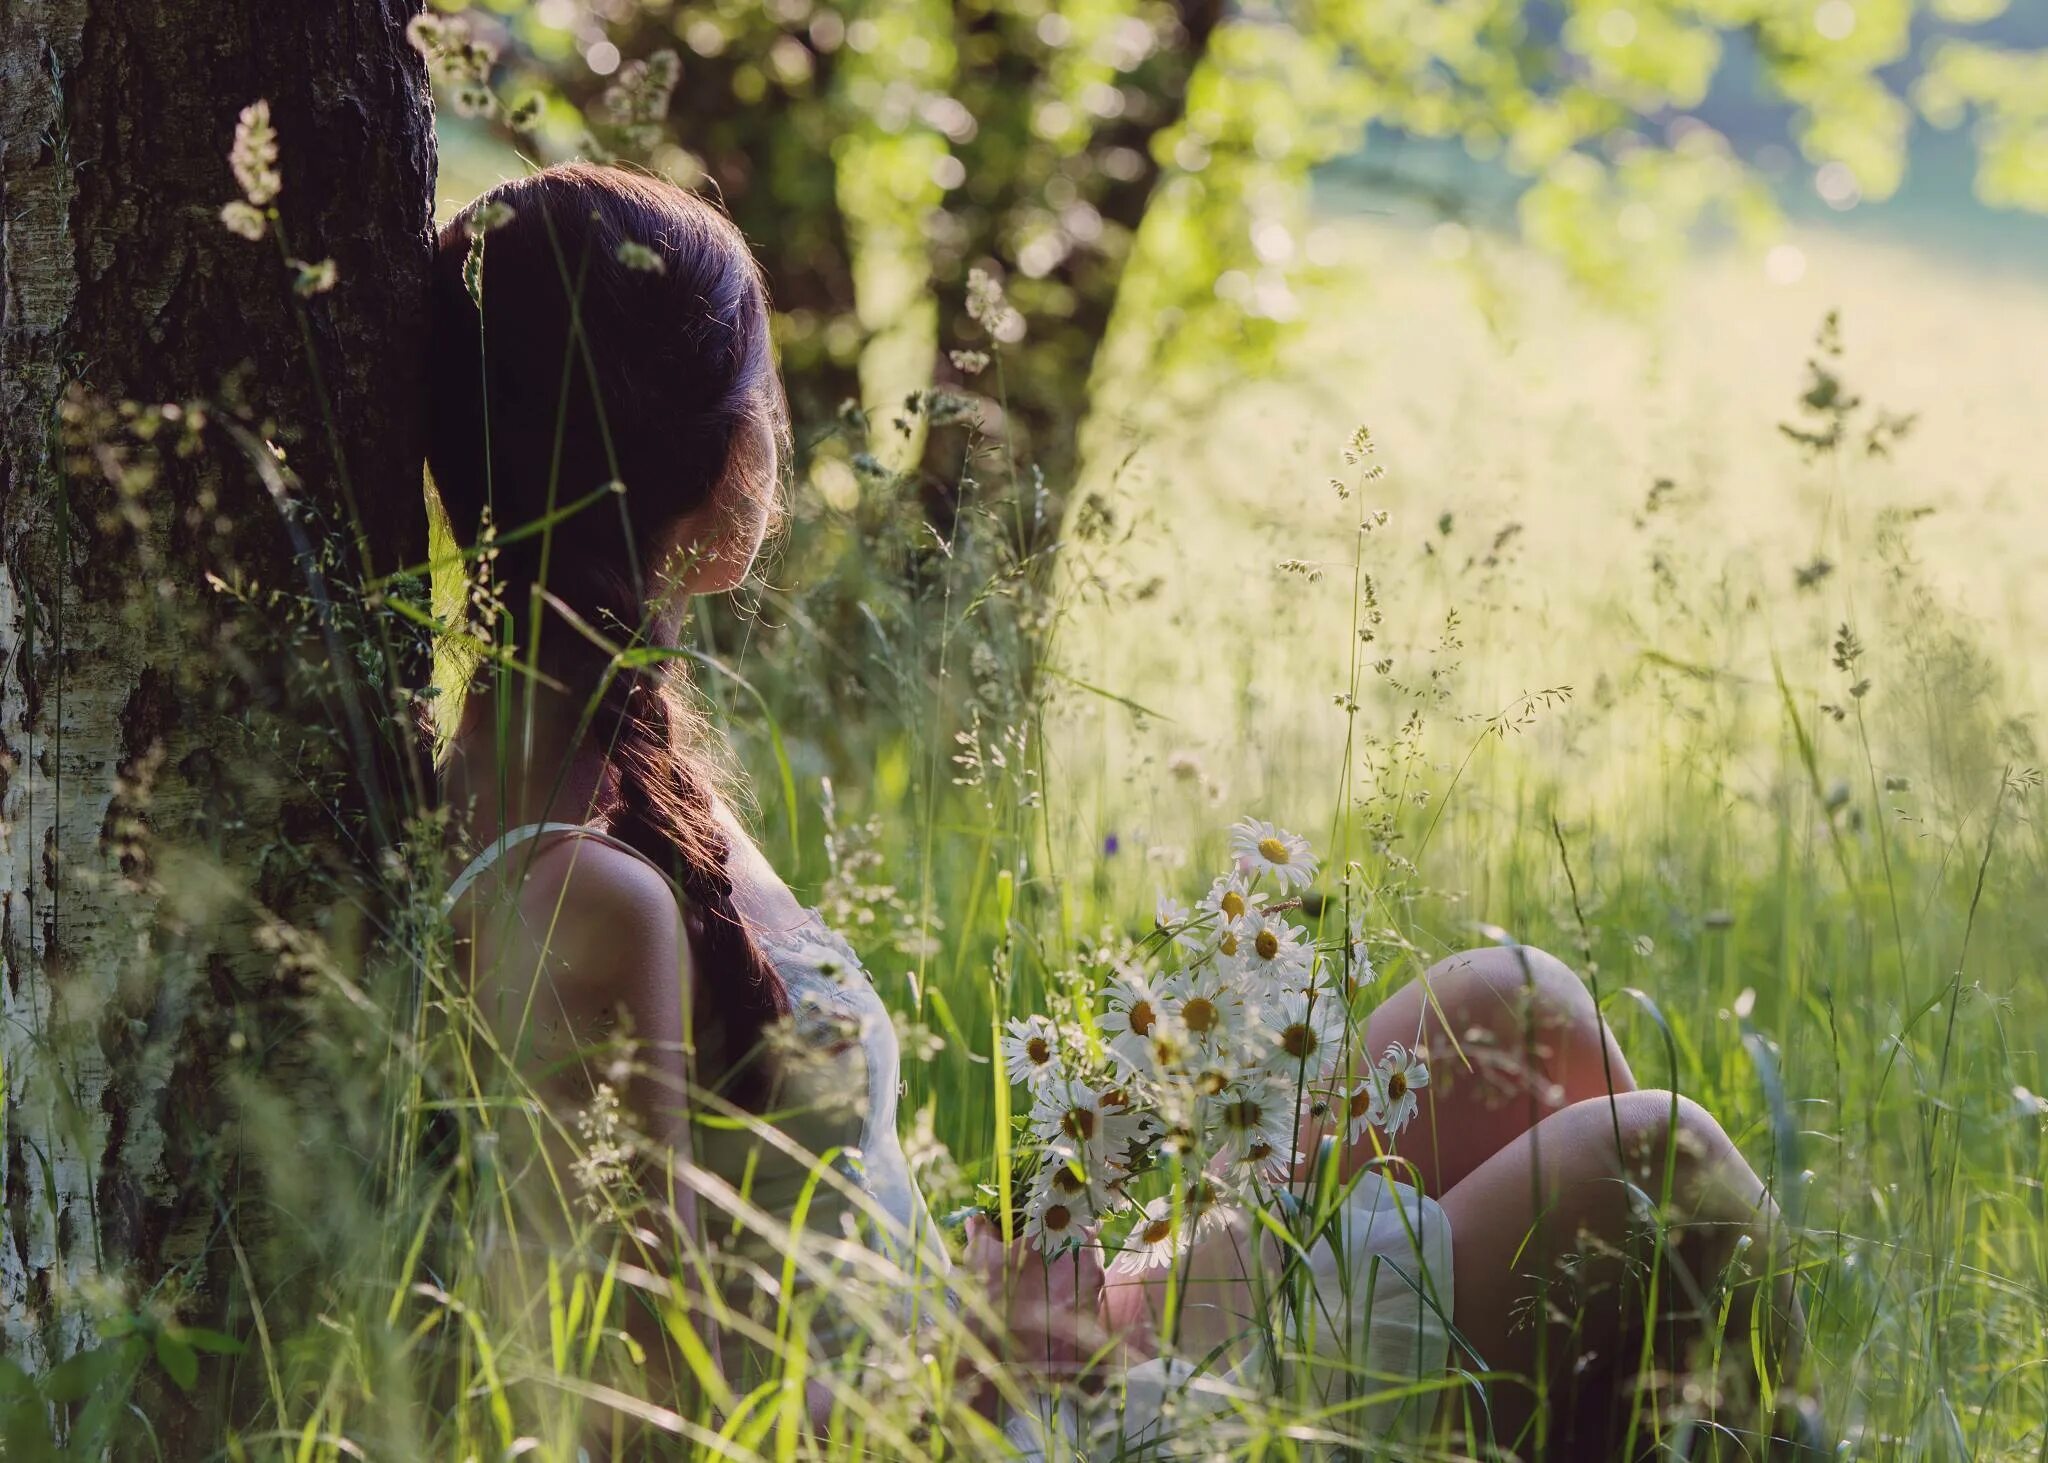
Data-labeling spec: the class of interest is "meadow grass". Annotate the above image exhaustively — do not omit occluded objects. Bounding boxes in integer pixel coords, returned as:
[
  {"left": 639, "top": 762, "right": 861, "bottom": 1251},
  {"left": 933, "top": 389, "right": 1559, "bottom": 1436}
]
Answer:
[{"left": 21, "top": 197, "right": 2042, "bottom": 1459}]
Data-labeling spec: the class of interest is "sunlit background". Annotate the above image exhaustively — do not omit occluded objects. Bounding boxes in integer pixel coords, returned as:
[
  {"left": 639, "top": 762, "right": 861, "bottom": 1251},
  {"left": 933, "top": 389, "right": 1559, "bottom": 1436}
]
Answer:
[{"left": 414, "top": 3, "right": 2048, "bottom": 1451}]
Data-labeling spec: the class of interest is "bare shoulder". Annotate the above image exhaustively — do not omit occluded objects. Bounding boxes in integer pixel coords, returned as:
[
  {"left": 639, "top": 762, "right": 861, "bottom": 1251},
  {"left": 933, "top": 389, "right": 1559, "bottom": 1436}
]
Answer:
[{"left": 515, "top": 834, "right": 689, "bottom": 997}]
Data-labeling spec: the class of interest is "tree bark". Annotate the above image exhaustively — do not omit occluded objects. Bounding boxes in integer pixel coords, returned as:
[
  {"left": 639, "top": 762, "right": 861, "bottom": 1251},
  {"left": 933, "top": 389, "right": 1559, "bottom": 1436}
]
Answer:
[{"left": 0, "top": 0, "right": 434, "bottom": 1405}]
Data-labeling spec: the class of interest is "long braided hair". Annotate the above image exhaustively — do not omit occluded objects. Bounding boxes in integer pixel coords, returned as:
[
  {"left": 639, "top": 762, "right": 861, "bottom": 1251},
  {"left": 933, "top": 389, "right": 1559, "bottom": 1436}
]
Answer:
[{"left": 427, "top": 162, "right": 789, "bottom": 1103}]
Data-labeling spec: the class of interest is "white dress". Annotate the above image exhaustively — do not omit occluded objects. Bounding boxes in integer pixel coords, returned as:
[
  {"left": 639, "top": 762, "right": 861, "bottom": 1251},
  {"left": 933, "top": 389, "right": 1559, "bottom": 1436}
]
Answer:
[{"left": 1007, "top": 1165, "right": 1456, "bottom": 1459}]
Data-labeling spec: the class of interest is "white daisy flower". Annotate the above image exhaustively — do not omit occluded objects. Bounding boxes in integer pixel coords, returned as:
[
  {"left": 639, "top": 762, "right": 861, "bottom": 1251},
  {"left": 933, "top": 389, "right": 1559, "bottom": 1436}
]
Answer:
[
  {"left": 1163, "top": 964, "right": 1251, "bottom": 1060},
  {"left": 1215, "top": 1079, "right": 1300, "bottom": 1182},
  {"left": 1153, "top": 893, "right": 1203, "bottom": 951},
  {"left": 1366, "top": 1041, "right": 1430, "bottom": 1137},
  {"left": 1229, "top": 817, "right": 1319, "bottom": 892},
  {"left": 1342, "top": 915, "right": 1378, "bottom": 993},
  {"left": 1031, "top": 1155, "right": 1107, "bottom": 1228},
  {"left": 1030, "top": 1075, "right": 1138, "bottom": 1171},
  {"left": 1023, "top": 1183, "right": 1089, "bottom": 1255},
  {"left": 1107, "top": 1177, "right": 1230, "bottom": 1276},
  {"left": 1110, "top": 1196, "right": 1185, "bottom": 1274},
  {"left": 1002, "top": 1015, "right": 1062, "bottom": 1090},
  {"left": 1197, "top": 871, "right": 1266, "bottom": 929},
  {"left": 1341, "top": 1076, "right": 1382, "bottom": 1146},
  {"left": 1259, "top": 990, "right": 1346, "bottom": 1078},
  {"left": 1237, "top": 910, "right": 1315, "bottom": 993},
  {"left": 1099, "top": 969, "right": 1168, "bottom": 1071}
]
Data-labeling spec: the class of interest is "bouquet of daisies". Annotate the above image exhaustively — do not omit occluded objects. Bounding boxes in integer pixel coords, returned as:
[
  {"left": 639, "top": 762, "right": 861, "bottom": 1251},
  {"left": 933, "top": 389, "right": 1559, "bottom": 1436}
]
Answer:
[{"left": 999, "top": 818, "right": 1432, "bottom": 1273}]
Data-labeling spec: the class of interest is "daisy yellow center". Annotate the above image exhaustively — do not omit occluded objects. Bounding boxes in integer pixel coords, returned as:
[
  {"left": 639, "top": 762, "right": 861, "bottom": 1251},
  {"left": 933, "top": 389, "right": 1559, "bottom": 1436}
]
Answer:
[
  {"left": 1026, "top": 1036, "right": 1052, "bottom": 1065},
  {"left": 1218, "top": 931, "right": 1239, "bottom": 957},
  {"left": 1255, "top": 929, "right": 1280, "bottom": 960},
  {"left": 1197, "top": 1069, "right": 1228, "bottom": 1095},
  {"left": 1258, "top": 836, "right": 1291, "bottom": 864},
  {"left": 1044, "top": 1204, "right": 1072, "bottom": 1231},
  {"left": 1220, "top": 890, "right": 1245, "bottom": 919},
  {"left": 1386, "top": 1070, "right": 1408, "bottom": 1102},
  {"left": 1182, "top": 997, "right": 1218, "bottom": 1033},
  {"left": 1248, "top": 1137, "right": 1276, "bottom": 1160},
  {"left": 1129, "top": 1000, "right": 1156, "bottom": 1036},
  {"left": 1051, "top": 1166, "right": 1085, "bottom": 1196},
  {"left": 1282, "top": 1023, "right": 1318, "bottom": 1060},
  {"left": 1062, "top": 1107, "right": 1097, "bottom": 1142},
  {"left": 1140, "top": 1217, "right": 1173, "bottom": 1245},
  {"left": 1099, "top": 1087, "right": 1130, "bottom": 1111},
  {"left": 1348, "top": 1088, "right": 1374, "bottom": 1120},
  {"left": 1222, "top": 1098, "right": 1263, "bottom": 1130}
]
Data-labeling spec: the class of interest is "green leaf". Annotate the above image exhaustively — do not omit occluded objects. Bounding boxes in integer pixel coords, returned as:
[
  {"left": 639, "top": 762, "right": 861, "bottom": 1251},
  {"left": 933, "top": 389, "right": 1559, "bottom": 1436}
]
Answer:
[
  {"left": 154, "top": 1329, "right": 199, "bottom": 1392},
  {"left": 172, "top": 1325, "right": 245, "bottom": 1356}
]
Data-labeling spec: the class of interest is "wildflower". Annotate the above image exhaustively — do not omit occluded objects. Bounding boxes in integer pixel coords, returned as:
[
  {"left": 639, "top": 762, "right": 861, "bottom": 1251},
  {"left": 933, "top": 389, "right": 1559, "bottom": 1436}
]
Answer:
[
  {"left": 1023, "top": 1184, "right": 1089, "bottom": 1255},
  {"left": 229, "top": 99, "right": 281, "bottom": 207},
  {"left": 571, "top": 1082, "right": 636, "bottom": 1213},
  {"left": 1342, "top": 1078, "right": 1381, "bottom": 1146},
  {"left": 1364, "top": 1042, "right": 1430, "bottom": 1137},
  {"left": 1031, "top": 1075, "right": 1138, "bottom": 1172},
  {"left": 949, "top": 348, "right": 990, "bottom": 376},
  {"left": 1099, "top": 970, "right": 1165, "bottom": 1071},
  {"left": 290, "top": 258, "right": 338, "bottom": 296},
  {"left": 1153, "top": 892, "right": 1200, "bottom": 950},
  {"left": 1003, "top": 1014, "right": 1062, "bottom": 1090},
  {"left": 1237, "top": 910, "right": 1314, "bottom": 992},
  {"left": 1162, "top": 964, "right": 1249, "bottom": 1060},
  {"left": 1259, "top": 990, "right": 1344, "bottom": 1077},
  {"left": 616, "top": 240, "right": 665, "bottom": 274},
  {"left": 1110, "top": 1195, "right": 1184, "bottom": 1274},
  {"left": 219, "top": 201, "right": 266, "bottom": 241},
  {"left": 1343, "top": 914, "right": 1377, "bottom": 992},
  {"left": 1030, "top": 1157, "right": 1105, "bottom": 1230},
  {"left": 965, "top": 265, "right": 1023, "bottom": 341},
  {"left": 1230, "top": 817, "right": 1318, "bottom": 892},
  {"left": 1197, "top": 870, "right": 1265, "bottom": 927},
  {"left": 1215, "top": 1078, "right": 1298, "bottom": 1181},
  {"left": 405, "top": 13, "right": 450, "bottom": 54}
]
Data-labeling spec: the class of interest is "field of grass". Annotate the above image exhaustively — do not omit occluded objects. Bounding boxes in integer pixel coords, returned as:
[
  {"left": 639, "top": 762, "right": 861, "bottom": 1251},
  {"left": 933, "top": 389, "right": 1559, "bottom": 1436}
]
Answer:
[
  {"left": 116, "top": 196, "right": 2043, "bottom": 1460},
  {"left": 824, "top": 215, "right": 2048, "bottom": 1453}
]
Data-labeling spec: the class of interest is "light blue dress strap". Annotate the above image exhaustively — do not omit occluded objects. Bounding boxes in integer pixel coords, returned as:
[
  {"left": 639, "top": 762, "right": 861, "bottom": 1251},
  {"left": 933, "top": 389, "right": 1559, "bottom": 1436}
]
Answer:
[{"left": 442, "top": 820, "right": 683, "bottom": 915}]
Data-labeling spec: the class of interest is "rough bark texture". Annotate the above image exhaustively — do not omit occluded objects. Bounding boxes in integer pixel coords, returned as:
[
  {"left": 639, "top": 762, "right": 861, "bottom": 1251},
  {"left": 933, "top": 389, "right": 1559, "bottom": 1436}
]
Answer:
[{"left": 0, "top": 0, "right": 434, "bottom": 1396}]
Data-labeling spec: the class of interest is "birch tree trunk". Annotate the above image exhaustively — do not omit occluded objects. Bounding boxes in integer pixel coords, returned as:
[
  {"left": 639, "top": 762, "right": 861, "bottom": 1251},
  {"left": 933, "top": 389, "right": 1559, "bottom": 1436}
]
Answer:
[{"left": 0, "top": 0, "right": 435, "bottom": 1398}]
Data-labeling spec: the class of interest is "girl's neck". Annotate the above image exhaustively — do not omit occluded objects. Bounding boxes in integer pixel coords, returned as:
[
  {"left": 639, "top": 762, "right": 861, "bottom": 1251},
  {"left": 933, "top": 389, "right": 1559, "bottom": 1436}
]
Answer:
[{"left": 442, "top": 682, "right": 610, "bottom": 844}]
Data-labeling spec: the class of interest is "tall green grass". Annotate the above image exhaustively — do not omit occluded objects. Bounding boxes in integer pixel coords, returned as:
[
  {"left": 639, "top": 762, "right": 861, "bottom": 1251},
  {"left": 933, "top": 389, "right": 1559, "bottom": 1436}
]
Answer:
[{"left": 14, "top": 200, "right": 2044, "bottom": 1460}]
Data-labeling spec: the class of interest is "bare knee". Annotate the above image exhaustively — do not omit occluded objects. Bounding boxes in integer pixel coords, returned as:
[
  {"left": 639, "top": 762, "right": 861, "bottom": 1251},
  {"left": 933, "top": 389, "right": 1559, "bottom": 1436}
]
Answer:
[
  {"left": 1608, "top": 1090, "right": 1765, "bottom": 1221},
  {"left": 1416, "top": 945, "right": 1634, "bottom": 1103}
]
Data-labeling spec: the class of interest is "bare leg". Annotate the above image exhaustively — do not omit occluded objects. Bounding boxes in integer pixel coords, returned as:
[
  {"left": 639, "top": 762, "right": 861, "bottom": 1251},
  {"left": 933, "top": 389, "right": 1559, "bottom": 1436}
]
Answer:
[
  {"left": 1440, "top": 1090, "right": 1803, "bottom": 1459},
  {"left": 1314, "top": 945, "right": 1639, "bottom": 1196}
]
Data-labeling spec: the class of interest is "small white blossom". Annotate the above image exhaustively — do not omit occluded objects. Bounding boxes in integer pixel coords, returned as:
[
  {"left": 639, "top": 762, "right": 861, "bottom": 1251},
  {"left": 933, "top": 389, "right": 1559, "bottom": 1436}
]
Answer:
[
  {"left": 1236, "top": 910, "right": 1315, "bottom": 994},
  {"left": 1197, "top": 870, "right": 1266, "bottom": 928},
  {"left": 229, "top": 99, "right": 281, "bottom": 207},
  {"left": 1230, "top": 817, "right": 1318, "bottom": 892},
  {"left": 1031, "top": 1075, "right": 1139, "bottom": 1173},
  {"left": 1023, "top": 1181, "right": 1090, "bottom": 1255},
  {"left": 1003, "top": 1014, "right": 1062, "bottom": 1090},
  {"left": 1099, "top": 970, "right": 1166, "bottom": 1072},
  {"left": 219, "top": 201, "right": 266, "bottom": 241},
  {"left": 1215, "top": 1078, "right": 1299, "bottom": 1182},
  {"left": 616, "top": 240, "right": 665, "bottom": 274},
  {"left": 1162, "top": 963, "right": 1250, "bottom": 1062},
  {"left": 1259, "top": 990, "right": 1345, "bottom": 1078},
  {"left": 1364, "top": 1042, "right": 1430, "bottom": 1137}
]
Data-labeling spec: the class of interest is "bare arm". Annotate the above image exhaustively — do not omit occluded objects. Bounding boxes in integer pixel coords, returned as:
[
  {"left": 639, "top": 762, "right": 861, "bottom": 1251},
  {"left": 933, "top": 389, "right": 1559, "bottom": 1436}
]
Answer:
[{"left": 465, "top": 835, "right": 725, "bottom": 1435}]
